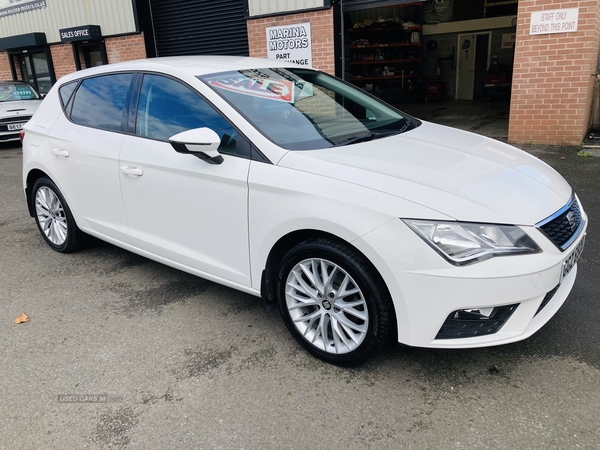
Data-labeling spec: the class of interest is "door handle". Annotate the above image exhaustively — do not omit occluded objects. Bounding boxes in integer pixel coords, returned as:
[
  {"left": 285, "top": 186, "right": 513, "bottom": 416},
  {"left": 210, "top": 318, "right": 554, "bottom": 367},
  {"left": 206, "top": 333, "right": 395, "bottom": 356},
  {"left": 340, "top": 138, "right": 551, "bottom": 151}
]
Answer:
[
  {"left": 52, "top": 148, "right": 69, "bottom": 158},
  {"left": 120, "top": 165, "right": 144, "bottom": 177}
]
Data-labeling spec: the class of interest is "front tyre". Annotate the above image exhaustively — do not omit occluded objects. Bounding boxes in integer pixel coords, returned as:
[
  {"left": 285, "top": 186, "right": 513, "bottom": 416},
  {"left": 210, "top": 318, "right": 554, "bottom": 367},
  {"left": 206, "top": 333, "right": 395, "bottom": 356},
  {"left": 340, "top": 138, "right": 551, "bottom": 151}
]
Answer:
[
  {"left": 32, "top": 177, "right": 87, "bottom": 253},
  {"left": 276, "top": 239, "right": 391, "bottom": 366}
]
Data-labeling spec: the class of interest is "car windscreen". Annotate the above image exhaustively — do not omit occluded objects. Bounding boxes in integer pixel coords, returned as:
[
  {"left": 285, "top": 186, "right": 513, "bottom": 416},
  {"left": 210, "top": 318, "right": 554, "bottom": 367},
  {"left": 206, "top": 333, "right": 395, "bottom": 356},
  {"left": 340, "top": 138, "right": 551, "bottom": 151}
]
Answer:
[
  {"left": 0, "top": 83, "right": 40, "bottom": 102},
  {"left": 200, "top": 68, "right": 416, "bottom": 150}
]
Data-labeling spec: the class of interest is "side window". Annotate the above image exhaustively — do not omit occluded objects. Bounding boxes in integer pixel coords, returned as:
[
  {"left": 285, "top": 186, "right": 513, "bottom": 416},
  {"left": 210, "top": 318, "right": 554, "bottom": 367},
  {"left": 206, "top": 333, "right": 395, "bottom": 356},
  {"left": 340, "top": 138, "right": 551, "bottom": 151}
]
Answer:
[
  {"left": 135, "top": 74, "right": 238, "bottom": 154},
  {"left": 70, "top": 74, "right": 133, "bottom": 132}
]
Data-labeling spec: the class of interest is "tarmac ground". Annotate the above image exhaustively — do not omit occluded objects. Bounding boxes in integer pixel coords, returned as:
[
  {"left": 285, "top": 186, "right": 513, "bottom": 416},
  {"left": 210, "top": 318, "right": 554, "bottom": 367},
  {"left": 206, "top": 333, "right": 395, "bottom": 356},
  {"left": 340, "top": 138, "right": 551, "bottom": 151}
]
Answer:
[{"left": 1, "top": 138, "right": 599, "bottom": 449}]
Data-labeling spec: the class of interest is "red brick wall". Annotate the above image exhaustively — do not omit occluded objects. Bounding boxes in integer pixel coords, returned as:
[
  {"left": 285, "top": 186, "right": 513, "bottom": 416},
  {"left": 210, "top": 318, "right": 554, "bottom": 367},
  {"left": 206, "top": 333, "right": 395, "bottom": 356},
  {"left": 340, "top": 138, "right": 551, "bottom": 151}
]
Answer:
[
  {"left": 0, "top": 52, "right": 12, "bottom": 80},
  {"left": 51, "top": 44, "right": 77, "bottom": 80},
  {"left": 509, "top": 1, "right": 600, "bottom": 145},
  {"left": 247, "top": 8, "right": 335, "bottom": 75},
  {"left": 105, "top": 33, "right": 147, "bottom": 64}
]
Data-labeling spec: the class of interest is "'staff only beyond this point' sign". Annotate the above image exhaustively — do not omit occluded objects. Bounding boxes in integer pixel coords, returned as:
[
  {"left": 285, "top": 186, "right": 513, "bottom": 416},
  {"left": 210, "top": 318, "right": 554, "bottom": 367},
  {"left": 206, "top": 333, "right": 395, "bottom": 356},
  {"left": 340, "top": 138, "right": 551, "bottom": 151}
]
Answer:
[{"left": 530, "top": 8, "right": 579, "bottom": 35}]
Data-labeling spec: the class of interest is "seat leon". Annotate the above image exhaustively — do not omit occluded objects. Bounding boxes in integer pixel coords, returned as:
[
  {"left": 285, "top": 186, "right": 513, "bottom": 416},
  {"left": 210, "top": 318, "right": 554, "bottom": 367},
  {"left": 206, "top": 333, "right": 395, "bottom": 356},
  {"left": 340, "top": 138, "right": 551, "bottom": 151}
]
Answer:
[{"left": 22, "top": 56, "right": 587, "bottom": 365}]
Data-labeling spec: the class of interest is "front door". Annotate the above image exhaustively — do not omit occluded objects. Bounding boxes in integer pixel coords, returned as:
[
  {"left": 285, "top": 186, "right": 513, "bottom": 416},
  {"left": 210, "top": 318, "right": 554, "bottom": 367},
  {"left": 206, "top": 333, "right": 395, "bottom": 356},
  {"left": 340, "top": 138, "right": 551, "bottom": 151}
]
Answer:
[
  {"left": 119, "top": 73, "right": 252, "bottom": 286},
  {"left": 457, "top": 34, "right": 477, "bottom": 100},
  {"left": 17, "top": 51, "right": 52, "bottom": 95}
]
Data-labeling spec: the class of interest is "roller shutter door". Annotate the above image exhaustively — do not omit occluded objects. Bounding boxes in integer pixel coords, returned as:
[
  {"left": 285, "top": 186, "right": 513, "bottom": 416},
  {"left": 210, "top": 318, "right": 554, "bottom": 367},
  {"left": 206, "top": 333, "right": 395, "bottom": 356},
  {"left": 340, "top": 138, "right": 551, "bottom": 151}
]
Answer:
[{"left": 149, "top": 0, "right": 249, "bottom": 56}]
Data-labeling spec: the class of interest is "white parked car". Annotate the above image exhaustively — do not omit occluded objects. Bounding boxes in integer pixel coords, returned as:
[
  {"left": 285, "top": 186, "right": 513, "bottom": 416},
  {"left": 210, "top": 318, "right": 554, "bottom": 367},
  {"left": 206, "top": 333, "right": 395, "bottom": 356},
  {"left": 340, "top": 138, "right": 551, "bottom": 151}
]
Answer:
[
  {"left": 0, "top": 81, "right": 42, "bottom": 142},
  {"left": 22, "top": 56, "right": 587, "bottom": 365}
]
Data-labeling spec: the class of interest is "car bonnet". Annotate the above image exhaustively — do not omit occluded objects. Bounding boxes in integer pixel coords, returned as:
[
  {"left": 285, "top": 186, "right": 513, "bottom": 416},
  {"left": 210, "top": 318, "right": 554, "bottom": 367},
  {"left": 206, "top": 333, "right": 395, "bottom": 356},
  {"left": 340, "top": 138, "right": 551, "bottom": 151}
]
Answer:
[{"left": 276, "top": 121, "right": 572, "bottom": 225}]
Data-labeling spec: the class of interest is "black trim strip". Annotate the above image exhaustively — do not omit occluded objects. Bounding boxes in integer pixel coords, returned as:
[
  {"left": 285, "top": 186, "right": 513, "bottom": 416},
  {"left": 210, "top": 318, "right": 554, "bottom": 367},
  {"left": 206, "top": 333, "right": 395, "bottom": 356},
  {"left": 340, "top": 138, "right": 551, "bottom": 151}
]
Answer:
[{"left": 246, "top": 3, "right": 331, "bottom": 20}]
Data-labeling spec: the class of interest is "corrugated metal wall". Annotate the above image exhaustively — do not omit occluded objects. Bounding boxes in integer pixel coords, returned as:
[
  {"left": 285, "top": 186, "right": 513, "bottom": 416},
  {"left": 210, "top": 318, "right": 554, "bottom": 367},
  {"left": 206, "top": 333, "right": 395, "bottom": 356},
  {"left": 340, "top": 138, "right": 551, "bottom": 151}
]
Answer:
[
  {"left": 150, "top": 0, "right": 249, "bottom": 56},
  {"left": 247, "top": 0, "right": 325, "bottom": 17},
  {"left": 0, "top": 0, "right": 137, "bottom": 43}
]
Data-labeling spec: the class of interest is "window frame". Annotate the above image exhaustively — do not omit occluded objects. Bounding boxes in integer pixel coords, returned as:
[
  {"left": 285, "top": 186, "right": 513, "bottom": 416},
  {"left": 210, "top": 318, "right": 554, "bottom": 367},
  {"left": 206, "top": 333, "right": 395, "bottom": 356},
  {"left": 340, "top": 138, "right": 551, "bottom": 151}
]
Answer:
[
  {"left": 65, "top": 72, "right": 136, "bottom": 134},
  {"left": 126, "top": 71, "right": 254, "bottom": 160}
]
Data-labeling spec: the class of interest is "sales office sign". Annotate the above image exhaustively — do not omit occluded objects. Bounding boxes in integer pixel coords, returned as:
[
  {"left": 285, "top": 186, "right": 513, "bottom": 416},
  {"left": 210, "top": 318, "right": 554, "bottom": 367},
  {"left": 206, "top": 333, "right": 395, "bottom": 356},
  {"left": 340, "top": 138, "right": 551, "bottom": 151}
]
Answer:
[
  {"left": 266, "top": 22, "right": 312, "bottom": 67},
  {"left": 530, "top": 8, "right": 579, "bottom": 35}
]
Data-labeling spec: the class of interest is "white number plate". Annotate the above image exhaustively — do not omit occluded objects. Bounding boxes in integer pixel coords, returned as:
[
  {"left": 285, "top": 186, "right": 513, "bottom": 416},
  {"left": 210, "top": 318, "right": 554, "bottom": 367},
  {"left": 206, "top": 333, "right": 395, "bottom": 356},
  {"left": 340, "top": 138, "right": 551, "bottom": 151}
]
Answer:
[
  {"left": 7, "top": 123, "right": 24, "bottom": 131},
  {"left": 560, "top": 235, "right": 585, "bottom": 283}
]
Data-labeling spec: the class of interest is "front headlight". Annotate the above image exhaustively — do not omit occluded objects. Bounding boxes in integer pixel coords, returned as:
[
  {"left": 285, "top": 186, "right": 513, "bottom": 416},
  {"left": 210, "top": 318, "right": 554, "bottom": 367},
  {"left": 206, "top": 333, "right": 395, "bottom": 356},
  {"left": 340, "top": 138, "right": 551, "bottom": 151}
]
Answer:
[{"left": 403, "top": 220, "right": 541, "bottom": 265}]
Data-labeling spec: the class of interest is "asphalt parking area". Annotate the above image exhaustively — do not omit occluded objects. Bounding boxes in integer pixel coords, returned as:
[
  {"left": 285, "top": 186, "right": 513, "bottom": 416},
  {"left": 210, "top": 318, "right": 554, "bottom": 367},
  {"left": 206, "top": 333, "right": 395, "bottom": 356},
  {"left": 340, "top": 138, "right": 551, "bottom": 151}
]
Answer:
[{"left": 1, "top": 142, "right": 599, "bottom": 449}]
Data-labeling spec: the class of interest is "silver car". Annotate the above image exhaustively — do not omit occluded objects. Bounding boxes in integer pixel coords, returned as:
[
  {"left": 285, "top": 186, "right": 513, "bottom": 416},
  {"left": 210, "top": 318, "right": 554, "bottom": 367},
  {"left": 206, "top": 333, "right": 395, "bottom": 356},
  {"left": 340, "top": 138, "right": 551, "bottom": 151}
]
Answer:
[{"left": 0, "top": 81, "right": 42, "bottom": 142}]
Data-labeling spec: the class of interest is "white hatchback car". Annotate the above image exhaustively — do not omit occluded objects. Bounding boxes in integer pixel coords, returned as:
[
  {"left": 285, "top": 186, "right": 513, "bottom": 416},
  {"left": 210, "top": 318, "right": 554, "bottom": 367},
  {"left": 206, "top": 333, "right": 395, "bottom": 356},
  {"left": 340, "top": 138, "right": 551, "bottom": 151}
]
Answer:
[
  {"left": 22, "top": 56, "right": 587, "bottom": 365},
  {"left": 0, "top": 81, "right": 42, "bottom": 142}
]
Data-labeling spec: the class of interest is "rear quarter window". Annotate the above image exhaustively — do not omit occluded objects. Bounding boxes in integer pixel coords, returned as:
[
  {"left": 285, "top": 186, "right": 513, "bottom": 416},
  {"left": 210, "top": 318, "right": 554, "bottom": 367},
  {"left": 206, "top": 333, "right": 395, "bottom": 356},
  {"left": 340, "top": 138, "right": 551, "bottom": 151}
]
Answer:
[{"left": 70, "top": 74, "right": 133, "bottom": 132}]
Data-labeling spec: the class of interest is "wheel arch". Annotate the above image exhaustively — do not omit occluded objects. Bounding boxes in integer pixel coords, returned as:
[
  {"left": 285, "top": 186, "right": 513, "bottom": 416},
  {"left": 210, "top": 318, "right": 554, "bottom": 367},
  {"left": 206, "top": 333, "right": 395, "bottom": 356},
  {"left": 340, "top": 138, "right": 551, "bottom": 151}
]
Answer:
[
  {"left": 260, "top": 228, "right": 398, "bottom": 341},
  {"left": 25, "top": 168, "right": 52, "bottom": 217}
]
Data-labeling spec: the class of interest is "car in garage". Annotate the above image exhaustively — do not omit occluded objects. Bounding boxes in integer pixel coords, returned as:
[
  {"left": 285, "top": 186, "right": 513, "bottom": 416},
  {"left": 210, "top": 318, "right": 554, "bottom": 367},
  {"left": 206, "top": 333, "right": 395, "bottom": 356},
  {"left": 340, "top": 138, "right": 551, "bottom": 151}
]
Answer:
[
  {"left": 0, "top": 81, "right": 42, "bottom": 142},
  {"left": 21, "top": 56, "right": 587, "bottom": 365}
]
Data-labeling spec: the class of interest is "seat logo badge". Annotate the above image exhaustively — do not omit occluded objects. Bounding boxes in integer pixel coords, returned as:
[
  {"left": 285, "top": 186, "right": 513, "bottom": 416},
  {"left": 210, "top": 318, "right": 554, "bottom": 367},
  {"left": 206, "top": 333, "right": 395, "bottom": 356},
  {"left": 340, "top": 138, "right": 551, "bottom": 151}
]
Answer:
[{"left": 566, "top": 211, "right": 577, "bottom": 231}]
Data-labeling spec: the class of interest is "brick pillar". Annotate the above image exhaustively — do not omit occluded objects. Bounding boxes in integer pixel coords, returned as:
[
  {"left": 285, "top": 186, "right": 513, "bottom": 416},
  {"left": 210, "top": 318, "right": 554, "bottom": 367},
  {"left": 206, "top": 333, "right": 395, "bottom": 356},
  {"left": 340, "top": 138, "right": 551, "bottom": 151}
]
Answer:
[
  {"left": 0, "top": 52, "right": 13, "bottom": 79},
  {"left": 50, "top": 44, "right": 77, "bottom": 80},
  {"left": 247, "top": 8, "right": 335, "bottom": 75},
  {"left": 104, "top": 33, "right": 147, "bottom": 64},
  {"left": 509, "top": 1, "right": 600, "bottom": 145}
]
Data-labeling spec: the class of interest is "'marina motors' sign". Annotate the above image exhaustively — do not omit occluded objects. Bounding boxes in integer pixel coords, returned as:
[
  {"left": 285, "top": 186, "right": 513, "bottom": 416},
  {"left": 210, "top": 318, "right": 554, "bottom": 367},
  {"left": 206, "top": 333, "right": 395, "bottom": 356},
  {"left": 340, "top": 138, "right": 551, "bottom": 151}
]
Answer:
[{"left": 266, "top": 22, "right": 312, "bottom": 67}]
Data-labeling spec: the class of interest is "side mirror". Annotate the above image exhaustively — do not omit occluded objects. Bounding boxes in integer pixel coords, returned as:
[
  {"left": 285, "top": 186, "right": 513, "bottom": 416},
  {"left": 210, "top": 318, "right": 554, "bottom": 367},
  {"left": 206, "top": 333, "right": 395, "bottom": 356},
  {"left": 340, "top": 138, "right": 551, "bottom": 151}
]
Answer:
[{"left": 169, "top": 127, "right": 224, "bottom": 164}]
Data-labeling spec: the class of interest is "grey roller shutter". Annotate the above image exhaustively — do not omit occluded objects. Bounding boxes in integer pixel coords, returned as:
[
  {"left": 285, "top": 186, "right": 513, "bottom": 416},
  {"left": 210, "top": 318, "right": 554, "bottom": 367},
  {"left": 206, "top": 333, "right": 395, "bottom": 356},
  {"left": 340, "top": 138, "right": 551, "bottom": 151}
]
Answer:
[{"left": 149, "top": 0, "right": 249, "bottom": 56}]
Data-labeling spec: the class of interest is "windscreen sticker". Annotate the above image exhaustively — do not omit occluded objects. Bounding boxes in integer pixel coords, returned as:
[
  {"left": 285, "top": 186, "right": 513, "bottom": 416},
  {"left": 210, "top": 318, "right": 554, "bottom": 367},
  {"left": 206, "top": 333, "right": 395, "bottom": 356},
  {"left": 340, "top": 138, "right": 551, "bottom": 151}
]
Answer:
[
  {"left": 208, "top": 77, "right": 295, "bottom": 103},
  {"left": 16, "top": 87, "right": 34, "bottom": 99}
]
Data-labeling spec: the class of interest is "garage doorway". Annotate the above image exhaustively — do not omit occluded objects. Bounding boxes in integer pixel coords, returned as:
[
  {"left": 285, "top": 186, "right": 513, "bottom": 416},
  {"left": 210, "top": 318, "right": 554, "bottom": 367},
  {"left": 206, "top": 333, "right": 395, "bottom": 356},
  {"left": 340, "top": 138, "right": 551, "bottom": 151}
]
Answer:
[{"left": 456, "top": 32, "right": 491, "bottom": 100}]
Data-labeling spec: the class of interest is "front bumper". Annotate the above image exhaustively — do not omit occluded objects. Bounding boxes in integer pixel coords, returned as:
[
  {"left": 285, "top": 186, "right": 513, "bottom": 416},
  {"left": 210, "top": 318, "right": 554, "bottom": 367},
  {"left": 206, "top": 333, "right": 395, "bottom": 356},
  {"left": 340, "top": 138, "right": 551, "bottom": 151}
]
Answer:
[{"left": 354, "top": 214, "right": 587, "bottom": 349}]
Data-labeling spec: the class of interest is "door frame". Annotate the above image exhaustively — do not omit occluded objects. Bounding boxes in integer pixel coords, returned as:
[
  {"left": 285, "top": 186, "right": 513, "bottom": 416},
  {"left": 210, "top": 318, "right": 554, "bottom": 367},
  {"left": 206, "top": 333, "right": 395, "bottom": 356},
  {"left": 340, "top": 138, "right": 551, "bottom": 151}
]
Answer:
[{"left": 455, "top": 31, "right": 492, "bottom": 100}]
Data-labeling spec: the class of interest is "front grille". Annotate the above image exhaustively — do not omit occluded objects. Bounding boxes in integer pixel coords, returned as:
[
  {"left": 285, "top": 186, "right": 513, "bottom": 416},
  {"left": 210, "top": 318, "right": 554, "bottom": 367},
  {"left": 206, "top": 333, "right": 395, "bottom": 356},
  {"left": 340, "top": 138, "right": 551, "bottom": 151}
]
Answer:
[
  {"left": 537, "top": 196, "right": 583, "bottom": 250},
  {"left": 0, "top": 116, "right": 32, "bottom": 132},
  {"left": 0, "top": 115, "right": 32, "bottom": 125},
  {"left": 435, "top": 304, "right": 519, "bottom": 340}
]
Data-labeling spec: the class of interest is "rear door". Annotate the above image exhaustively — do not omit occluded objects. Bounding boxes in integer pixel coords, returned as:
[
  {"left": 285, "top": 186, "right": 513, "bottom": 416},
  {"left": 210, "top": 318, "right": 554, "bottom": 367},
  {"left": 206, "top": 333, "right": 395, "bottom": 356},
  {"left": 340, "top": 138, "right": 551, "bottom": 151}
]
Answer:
[{"left": 48, "top": 73, "right": 134, "bottom": 241}]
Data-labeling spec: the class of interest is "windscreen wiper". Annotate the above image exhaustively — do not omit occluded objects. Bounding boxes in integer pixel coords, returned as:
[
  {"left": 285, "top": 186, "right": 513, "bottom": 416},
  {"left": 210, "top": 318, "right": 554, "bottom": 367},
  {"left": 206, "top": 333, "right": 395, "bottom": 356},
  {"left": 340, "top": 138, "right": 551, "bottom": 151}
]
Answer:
[{"left": 333, "top": 132, "right": 376, "bottom": 147}]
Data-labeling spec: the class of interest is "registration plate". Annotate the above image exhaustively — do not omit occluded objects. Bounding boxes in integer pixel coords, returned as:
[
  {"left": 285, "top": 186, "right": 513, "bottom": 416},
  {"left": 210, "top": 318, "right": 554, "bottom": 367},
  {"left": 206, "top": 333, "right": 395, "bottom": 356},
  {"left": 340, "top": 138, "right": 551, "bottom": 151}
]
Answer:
[
  {"left": 560, "top": 234, "right": 586, "bottom": 283},
  {"left": 7, "top": 123, "right": 24, "bottom": 131}
]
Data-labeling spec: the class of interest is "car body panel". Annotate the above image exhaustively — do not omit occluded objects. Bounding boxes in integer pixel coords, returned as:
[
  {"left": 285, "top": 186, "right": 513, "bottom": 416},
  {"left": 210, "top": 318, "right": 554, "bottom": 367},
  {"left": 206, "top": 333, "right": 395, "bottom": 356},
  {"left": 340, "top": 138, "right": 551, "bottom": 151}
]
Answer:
[
  {"left": 278, "top": 121, "right": 572, "bottom": 225},
  {"left": 119, "top": 135, "right": 252, "bottom": 286}
]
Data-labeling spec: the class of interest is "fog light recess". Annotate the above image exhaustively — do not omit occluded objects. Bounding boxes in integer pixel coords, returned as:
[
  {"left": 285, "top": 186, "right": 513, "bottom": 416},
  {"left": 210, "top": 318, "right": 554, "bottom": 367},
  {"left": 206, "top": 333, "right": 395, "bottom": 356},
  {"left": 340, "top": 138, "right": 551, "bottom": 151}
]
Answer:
[{"left": 435, "top": 304, "right": 519, "bottom": 340}]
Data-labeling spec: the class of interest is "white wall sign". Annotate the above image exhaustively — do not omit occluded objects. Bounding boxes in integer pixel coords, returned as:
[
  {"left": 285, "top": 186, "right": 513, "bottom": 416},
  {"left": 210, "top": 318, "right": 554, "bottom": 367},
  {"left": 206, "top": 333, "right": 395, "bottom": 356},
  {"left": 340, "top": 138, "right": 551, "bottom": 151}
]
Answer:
[
  {"left": 266, "top": 22, "right": 312, "bottom": 67},
  {"left": 0, "top": 0, "right": 47, "bottom": 18},
  {"left": 530, "top": 8, "right": 579, "bottom": 35},
  {"left": 501, "top": 33, "right": 516, "bottom": 48}
]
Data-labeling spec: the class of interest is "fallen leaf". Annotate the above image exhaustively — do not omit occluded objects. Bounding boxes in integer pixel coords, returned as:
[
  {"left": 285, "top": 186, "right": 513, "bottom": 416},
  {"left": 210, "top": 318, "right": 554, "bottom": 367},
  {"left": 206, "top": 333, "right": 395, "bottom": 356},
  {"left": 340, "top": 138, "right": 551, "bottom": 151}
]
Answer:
[{"left": 14, "top": 313, "right": 29, "bottom": 324}]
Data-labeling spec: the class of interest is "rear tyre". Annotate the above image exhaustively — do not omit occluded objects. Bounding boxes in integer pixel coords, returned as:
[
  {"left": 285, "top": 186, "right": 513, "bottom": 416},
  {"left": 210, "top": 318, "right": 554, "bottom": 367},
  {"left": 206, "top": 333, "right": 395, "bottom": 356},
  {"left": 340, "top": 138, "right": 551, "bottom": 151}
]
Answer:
[
  {"left": 276, "top": 238, "right": 391, "bottom": 366},
  {"left": 32, "top": 177, "right": 88, "bottom": 253}
]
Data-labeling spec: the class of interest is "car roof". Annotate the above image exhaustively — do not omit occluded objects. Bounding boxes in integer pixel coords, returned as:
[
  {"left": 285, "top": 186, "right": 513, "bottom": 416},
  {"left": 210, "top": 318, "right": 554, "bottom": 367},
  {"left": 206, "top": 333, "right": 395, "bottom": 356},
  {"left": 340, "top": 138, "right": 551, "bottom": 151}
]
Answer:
[{"left": 58, "top": 56, "right": 309, "bottom": 83}]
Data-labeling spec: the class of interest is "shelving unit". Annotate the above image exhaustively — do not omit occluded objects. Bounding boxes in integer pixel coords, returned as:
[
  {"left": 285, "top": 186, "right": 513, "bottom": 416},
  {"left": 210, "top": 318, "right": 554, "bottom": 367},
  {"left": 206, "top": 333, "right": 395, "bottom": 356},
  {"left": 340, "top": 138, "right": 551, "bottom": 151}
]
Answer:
[{"left": 345, "top": 2, "right": 423, "bottom": 101}]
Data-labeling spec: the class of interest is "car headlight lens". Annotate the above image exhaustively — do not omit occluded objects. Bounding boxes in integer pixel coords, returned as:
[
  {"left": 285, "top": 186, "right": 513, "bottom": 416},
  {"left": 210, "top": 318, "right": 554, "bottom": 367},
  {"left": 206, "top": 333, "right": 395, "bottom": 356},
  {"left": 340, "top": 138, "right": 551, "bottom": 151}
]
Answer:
[{"left": 403, "top": 220, "right": 541, "bottom": 265}]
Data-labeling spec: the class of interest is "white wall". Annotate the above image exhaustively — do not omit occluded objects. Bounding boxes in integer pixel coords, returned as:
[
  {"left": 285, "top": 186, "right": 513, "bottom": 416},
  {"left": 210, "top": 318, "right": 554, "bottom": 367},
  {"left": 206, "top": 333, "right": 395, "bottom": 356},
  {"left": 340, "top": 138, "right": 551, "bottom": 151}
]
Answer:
[
  {"left": 248, "top": 0, "right": 325, "bottom": 17},
  {"left": 0, "top": 0, "right": 137, "bottom": 43}
]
